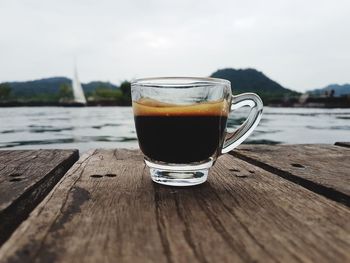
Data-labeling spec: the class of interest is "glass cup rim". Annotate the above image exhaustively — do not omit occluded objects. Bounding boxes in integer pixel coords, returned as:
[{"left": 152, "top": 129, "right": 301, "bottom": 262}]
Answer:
[{"left": 131, "top": 77, "right": 230, "bottom": 88}]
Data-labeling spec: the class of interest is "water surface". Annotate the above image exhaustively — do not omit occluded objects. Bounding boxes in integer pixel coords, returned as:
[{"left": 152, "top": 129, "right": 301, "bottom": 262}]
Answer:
[{"left": 0, "top": 107, "right": 349, "bottom": 153}]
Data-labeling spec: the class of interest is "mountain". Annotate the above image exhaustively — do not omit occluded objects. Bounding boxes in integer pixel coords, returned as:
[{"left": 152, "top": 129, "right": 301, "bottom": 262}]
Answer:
[
  {"left": 83, "top": 81, "right": 118, "bottom": 94},
  {"left": 7, "top": 77, "right": 71, "bottom": 97},
  {"left": 210, "top": 68, "right": 299, "bottom": 102},
  {"left": 3, "top": 77, "right": 119, "bottom": 98},
  {"left": 308, "top": 84, "right": 350, "bottom": 97}
]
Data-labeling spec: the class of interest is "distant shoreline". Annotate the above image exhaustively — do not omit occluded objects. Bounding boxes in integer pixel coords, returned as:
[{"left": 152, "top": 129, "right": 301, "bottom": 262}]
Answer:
[
  {"left": 1, "top": 101, "right": 349, "bottom": 108},
  {"left": 0, "top": 101, "right": 131, "bottom": 107}
]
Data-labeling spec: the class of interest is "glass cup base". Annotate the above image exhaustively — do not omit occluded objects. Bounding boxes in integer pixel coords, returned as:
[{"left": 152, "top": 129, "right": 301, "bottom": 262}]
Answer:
[{"left": 145, "top": 159, "right": 213, "bottom": 186}]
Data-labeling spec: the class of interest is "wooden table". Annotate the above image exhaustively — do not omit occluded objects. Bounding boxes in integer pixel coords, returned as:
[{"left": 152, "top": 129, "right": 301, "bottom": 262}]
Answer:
[{"left": 0, "top": 144, "right": 349, "bottom": 263}]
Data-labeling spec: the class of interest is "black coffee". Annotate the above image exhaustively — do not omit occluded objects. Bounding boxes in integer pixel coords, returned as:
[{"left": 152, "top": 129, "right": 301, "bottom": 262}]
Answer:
[{"left": 133, "top": 99, "right": 228, "bottom": 164}]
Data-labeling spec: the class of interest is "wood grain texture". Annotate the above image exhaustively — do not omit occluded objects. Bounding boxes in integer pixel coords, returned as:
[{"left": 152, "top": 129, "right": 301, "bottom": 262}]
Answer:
[
  {"left": 232, "top": 144, "right": 350, "bottom": 206},
  {"left": 335, "top": 142, "right": 350, "bottom": 148},
  {"left": 0, "top": 150, "right": 79, "bottom": 246},
  {"left": 0, "top": 149, "right": 349, "bottom": 263}
]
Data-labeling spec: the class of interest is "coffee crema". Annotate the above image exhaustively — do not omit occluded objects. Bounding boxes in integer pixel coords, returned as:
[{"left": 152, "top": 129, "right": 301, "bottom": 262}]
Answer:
[{"left": 133, "top": 98, "right": 229, "bottom": 164}]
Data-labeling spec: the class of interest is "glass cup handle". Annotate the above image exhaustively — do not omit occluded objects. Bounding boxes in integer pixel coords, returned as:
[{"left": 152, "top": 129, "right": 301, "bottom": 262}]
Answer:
[{"left": 221, "top": 93, "right": 263, "bottom": 154}]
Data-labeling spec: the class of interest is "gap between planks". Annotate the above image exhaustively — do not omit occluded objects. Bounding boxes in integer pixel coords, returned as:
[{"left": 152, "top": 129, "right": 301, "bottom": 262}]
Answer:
[
  {"left": 335, "top": 142, "right": 350, "bottom": 148},
  {"left": 0, "top": 149, "right": 79, "bottom": 247},
  {"left": 230, "top": 144, "right": 350, "bottom": 207}
]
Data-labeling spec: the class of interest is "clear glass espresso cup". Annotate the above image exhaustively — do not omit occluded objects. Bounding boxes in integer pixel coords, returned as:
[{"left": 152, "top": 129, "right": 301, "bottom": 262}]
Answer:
[{"left": 131, "top": 77, "right": 263, "bottom": 186}]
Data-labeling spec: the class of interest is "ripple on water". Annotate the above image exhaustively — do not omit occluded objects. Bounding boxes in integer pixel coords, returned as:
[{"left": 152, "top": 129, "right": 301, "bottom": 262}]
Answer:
[
  {"left": 245, "top": 139, "right": 281, "bottom": 145},
  {"left": 306, "top": 125, "right": 350, "bottom": 130},
  {"left": 91, "top": 123, "right": 121, "bottom": 129},
  {"left": 28, "top": 125, "right": 74, "bottom": 133},
  {"left": 0, "top": 135, "right": 138, "bottom": 149},
  {"left": 1, "top": 129, "right": 19, "bottom": 134},
  {"left": 0, "top": 138, "right": 76, "bottom": 148}
]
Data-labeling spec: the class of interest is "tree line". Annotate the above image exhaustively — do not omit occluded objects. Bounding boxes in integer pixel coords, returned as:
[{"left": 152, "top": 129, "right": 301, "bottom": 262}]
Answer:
[{"left": 0, "top": 81, "right": 132, "bottom": 106}]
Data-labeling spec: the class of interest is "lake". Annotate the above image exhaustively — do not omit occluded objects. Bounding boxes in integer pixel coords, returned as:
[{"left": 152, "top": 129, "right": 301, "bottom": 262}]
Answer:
[{"left": 0, "top": 107, "right": 349, "bottom": 153}]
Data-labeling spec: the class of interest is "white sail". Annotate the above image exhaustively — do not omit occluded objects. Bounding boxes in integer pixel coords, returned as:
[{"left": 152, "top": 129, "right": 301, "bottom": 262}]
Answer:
[{"left": 72, "top": 67, "right": 87, "bottom": 104}]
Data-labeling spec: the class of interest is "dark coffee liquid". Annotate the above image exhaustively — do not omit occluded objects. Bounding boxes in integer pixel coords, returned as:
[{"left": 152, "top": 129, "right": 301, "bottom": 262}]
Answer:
[{"left": 133, "top": 100, "right": 228, "bottom": 163}]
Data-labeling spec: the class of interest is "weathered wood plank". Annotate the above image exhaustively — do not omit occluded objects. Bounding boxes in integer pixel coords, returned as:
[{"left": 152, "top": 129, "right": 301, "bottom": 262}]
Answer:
[
  {"left": 335, "top": 142, "right": 350, "bottom": 148},
  {"left": 0, "top": 149, "right": 79, "bottom": 246},
  {"left": 0, "top": 149, "right": 349, "bottom": 263},
  {"left": 232, "top": 144, "right": 350, "bottom": 206}
]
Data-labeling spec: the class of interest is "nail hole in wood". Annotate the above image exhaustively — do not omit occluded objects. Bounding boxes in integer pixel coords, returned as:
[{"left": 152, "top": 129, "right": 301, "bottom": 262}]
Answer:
[
  {"left": 105, "top": 173, "right": 116, "bottom": 177},
  {"left": 235, "top": 174, "right": 248, "bottom": 178},
  {"left": 10, "top": 173, "right": 22, "bottom": 177},
  {"left": 90, "top": 174, "right": 103, "bottom": 178},
  {"left": 291, "top": 163, "right": 305, "bottom": 168},
  {"left": 229, "top": 168, "right": 240, "bottom": 172},
  {"left": 9, "top": 178, "right": 22, "bottom": 182}
]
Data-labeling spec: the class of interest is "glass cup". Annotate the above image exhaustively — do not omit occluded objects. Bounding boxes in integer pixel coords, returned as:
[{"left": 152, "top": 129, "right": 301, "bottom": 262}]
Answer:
[{"left": 131, "top": 77, "right": 263, "bottom": 186}]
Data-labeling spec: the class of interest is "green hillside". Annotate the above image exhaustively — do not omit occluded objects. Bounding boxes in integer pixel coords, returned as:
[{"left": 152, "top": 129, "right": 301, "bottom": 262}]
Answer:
[
  {"left": 4, "top": 77, "right": 118, "bottom": 98},
  {"left": 210, "top": 68, "right": 300, "bottom": 103},
  {"left": 0, "top": 77, "right": 120, "bottom": 102}
]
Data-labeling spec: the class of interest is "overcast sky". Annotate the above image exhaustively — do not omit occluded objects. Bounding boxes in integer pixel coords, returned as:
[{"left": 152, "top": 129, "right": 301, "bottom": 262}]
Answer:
[{"left": 0, "top": 0, "right": 349, "bottom": 91}]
